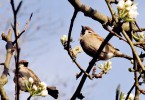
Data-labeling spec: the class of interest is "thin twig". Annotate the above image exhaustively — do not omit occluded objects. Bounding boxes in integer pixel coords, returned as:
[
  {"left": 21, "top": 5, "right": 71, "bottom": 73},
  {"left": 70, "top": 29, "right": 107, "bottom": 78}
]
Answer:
[
  {"left": 73, "top": 58, "right": 92, "bottom": 79},
  {"left": 133, "top": 42, "right": 145, "bottom": 45},
  {"left": 121, "top": 29, "right": 145, "bottom": 71},
  {"left": 103, "top": 25, "right": 127, "bottom": 42},
  {"left": 66, "top": 9, "right": 93, "bottom": 79},
  {"left": 133, "top": 28, "right": 145, "bottom": 32},
  {"left": 66, "top": 10, "right": 78, "bottom": 51},
  {"left": 105, "top": 0, "right": 118, "bottom": 23},
  {"left": 125, "top": 75, "right": 141, "bottom": 100},
  {"left": 27, "top": 95, "right": 32, "bottom": 100},
  {"left": 134, "top": 62, "right": 140, "bottom": 100},
  {"left": 135, "top": 21, "right": 142, "bottom": 32},
  {"left": 13, "top": 13, "right": 33, "bottom": 45},
  {"left": 15, "top": 1, "right": 22, "bottom": 14},
  {"left": 110, "top": 0, "right": 118, "bottom": 4},
  {"left": 10, "top": 0, "right": 22, "bottom": 99}
]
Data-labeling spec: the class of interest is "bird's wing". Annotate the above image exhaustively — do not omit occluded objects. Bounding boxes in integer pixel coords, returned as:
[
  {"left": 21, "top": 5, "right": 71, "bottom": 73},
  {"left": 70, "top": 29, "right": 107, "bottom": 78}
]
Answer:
[
  {"left": 92, "top": 33, "right": 119, "bottom": 53},
  {"left": 19, "top": 66, "right": 41, "bottom": 82}
]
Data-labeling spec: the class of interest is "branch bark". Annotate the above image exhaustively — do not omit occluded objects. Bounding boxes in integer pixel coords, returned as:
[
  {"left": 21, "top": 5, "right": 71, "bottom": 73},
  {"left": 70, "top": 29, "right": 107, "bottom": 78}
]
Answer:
[
  {"left": 68, "top": 0, "right": 112, "bottom": 25},
  {"left": 0, "top": 29, "right": 14, "bottom": 100}
]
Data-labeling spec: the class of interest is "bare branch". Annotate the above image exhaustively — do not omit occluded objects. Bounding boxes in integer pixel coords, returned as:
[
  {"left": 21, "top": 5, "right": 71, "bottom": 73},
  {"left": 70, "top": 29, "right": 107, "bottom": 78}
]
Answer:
[
  {"left": 10, "top": 0, "right": 23, "bottom": 99},
  {"left": 15, "top": 1, "right": 23, "bottom": 14},
  {"left": 121, "top": 29, "right": 145, "bottom": 71},
  {"left": 65, "top": 9, "right": 93, "bottom": 79},
  {"left": 13, "top": 13, "right": 33, "bottom": 45},
  {"left": 68, "top": 0, "right": 112, "bottom": 25},
  {"left": 125, "top": 75, "right": 141, "bottom": 100},
  {"left": 0, "top": 29, "right": 13, "bottom": 100},
  {"left": 105, "top": 0, "right": 118, "bottom": 23}
]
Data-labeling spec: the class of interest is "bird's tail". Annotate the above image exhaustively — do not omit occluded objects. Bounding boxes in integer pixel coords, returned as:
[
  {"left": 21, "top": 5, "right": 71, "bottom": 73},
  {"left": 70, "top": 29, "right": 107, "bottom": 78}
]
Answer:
[
  {"left": 115, "top": 51, "right": 133, "bottom": 60},
  {"left": 47, "top": 86, "right": 59, "bottom": 99}
]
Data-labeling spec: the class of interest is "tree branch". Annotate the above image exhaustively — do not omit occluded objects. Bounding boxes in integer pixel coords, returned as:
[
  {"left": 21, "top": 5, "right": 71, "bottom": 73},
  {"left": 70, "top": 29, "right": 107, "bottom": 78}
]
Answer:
[
  {"left": 68, "top": 0, "right": 112, "bottom": 25},
  {"left": 12, "top": 13, "right": 33, "bottom": 45},
  {"left": 0, "top": 29, "right": 14, "bottom": 100},
  {"left": 10, "top": 0, "right": 22, "bottom": 99},
  {"left": 125, "top": 75, "right": 141, "bottom": 100},
  {"left": 66, "top": 9, "right": 93, "bottom": 79},
  {"left": 121, "top": 29, "right": 145, "bottom": 71}
]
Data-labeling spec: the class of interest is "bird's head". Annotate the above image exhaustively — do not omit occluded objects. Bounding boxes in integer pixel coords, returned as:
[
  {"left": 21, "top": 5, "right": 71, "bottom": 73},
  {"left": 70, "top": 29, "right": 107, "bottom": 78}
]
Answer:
[
  {"left": 81, "top": 26, "right": 94, "bottom": 36},
  {"left": 19, "top": 60, "right": 29, "bottom": 67}
]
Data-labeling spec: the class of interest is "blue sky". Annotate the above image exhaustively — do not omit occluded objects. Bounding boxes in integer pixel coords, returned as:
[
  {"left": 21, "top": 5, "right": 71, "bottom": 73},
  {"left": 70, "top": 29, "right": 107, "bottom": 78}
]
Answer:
[{"left": 0, "top": 0, "right": 145, "bottom": 100}]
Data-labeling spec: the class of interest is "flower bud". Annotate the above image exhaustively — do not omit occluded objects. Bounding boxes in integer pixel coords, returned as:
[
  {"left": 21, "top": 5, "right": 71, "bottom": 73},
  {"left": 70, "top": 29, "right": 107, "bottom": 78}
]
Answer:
[
  {"left": 40, "top": 89, "right": 48, "bottom": 97},
  {"left": 107, "top": 60, "right": 112, "bottom": 66},
  {"left": 32, "top": 85, "right": 37, "bottom": 91},
  {"left": 117, "top": 0, "right": 125, "bottom": 10},
  {"left": 60, "top": 35, "right": 67, "bottom": 45},
  {"left": 125, "top": 0, "right": 132, "bottom": 7},
  {"left": 128, "top": 68, "right": 135, "bottom": 72},
  {"left": 40, "top": 82, "right": 47, "bottom": 90},
  {"left": 98, "top": 64, "right": 103, "bottom": 69},
  {"left": 73, "top": 46, "right": 82, "bottom": 53},
  {"left": 128, "top": 93, "right": 134, "bottom": 100},
  {"left": 28, "top": 77, "right": 34, "bottom": 84},
  {"left": 140, "top": 32, "right": 145, "bottom": 38},
  {"left": 130, "top": 59, "right": 134, "bottom": 64}
]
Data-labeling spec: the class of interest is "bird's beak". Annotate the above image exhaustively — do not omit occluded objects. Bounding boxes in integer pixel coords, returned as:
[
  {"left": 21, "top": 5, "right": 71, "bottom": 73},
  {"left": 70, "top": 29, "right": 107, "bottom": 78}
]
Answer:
[
  {"left": 81, "top": 26, "right": 85, "bottom": 32},
  {"left": 81, "top": 26, "right": 85, "bottom": 35}
]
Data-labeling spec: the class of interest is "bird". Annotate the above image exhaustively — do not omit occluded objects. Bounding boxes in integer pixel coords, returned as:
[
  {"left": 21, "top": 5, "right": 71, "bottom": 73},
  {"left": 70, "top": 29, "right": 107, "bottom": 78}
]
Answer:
[
  {"left": 80, "top": 26, "right": 132, "bottom": 60},
  {"left": 13, "top": 60, "right": 59, "bottom": 99}
]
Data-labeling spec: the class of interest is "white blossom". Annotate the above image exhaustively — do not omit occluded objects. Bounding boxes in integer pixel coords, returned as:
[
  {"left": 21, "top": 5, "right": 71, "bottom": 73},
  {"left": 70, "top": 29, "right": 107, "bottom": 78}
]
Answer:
[
  {"left": 117, "top": 0, "right": 125, "bottom": 10},
  {"left": 128, "top": 9, "right": 138, "bottom": 19},
  {"left": 103, "top": 61, "right": 112, "bottom": 73},
  {"left": 139, "top": 32, "right": 144, "bottom": 38},
  {"left": 40, "top": 89, "right": 48, "bottom": 97},
  {"left": 127, "top": 3, "right": 138, "bottom": 19},
  {"left": 123, "top": 94, "right": 126, "bottom": 99},
  {"left": 70, "top": 46, "right": 82, "bottom": 58},
  {"left": 125, "top": 0, "right": 132, "bottom": 7},
  {"left": 98, "top": 61, "right": 112, "bottom": 74},
  {"left": 125, "top": 6, "right": 131, "bottom": 11},
  {"left": 107, "top": 60, "right": 112, "bottom": 66},
  {"left": 131, "top": 4, "right": 137, "bottom": 11},
  {"left": 40, "top": 82, "right": 47, "bottom": 90},
  {"left": 28, "top": 77, "right": 34, "bottom": 84},
  {"left": 98, "top": 64, "right": 103, "bottom": 69},
  {"left": 60, "top": 35, "right": 67, "bottom": 45},
  {"left": 121, "top": 93, "right": 134, "bottom": 100},
  {"left": 73, "top": 46, "right": 82, "bottom": 53},
  {"left": 117, "top": 0, "right": 138, "bottom": 21},
  {"left": 32, "top": 85, "right": 37, "bottom": 91},
  {"left": 130, "top": 59, "right": 134, "bottom": 64},
  {"left": 128, "top": 93, "right": 134, "bottom": 100}
]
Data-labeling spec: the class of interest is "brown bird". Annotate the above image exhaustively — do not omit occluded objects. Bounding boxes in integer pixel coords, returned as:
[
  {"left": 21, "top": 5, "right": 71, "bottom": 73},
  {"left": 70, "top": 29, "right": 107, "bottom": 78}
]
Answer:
[
  {"left": 80, "top": 26, "right": 132, "bottom": 60},
  {"left": 13, "top": 60, "right": 59, "bottom": 99}
]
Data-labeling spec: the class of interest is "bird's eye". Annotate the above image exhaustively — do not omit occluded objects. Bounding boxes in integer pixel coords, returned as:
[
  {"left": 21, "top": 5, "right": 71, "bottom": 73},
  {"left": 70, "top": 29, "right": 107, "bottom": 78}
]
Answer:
[{"left": 88, "top": 31, "right": 92, "bottom": 33}]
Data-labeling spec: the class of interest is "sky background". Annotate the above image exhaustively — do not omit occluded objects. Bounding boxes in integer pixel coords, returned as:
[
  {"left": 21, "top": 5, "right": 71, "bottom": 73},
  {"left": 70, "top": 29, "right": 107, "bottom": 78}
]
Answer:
[{"left": 0, "top": 0, "right": 145, "bottom": 100}]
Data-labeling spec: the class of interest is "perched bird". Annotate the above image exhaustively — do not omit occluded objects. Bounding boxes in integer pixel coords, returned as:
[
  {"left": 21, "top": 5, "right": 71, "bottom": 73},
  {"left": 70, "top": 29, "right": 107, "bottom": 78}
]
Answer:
[
  {"left": 13, "top": 60, "right": 59, "bottom": 99},
  {"left": 80, "top": 26, "right": 132, "bottom": 60}
]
